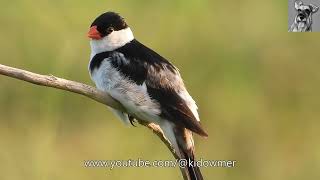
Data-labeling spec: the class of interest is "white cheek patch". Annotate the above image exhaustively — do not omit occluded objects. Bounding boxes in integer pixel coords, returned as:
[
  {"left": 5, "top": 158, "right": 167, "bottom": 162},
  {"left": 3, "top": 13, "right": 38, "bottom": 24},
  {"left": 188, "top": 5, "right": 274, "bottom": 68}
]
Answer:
[{"left": 90, "top": 27, "right": 134, "bottom": 54}]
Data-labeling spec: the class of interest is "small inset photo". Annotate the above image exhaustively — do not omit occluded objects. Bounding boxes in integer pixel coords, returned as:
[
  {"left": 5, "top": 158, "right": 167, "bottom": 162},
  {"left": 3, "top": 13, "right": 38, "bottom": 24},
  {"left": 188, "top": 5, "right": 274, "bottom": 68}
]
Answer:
[{"left": 288, "top": 0, "right": 320, "bottom": 32}]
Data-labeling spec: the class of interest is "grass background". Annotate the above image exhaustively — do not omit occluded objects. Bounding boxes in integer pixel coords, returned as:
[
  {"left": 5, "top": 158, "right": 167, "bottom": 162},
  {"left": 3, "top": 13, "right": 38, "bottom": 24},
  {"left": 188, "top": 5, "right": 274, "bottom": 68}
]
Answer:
[{"left": 1, "top": 0, "right": 320, "bottom": 179}]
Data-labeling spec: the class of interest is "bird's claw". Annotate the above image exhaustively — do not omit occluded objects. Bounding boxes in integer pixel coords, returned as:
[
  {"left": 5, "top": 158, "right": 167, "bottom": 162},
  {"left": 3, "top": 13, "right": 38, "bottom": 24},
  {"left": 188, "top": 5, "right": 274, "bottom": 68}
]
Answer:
[{"left": 129, "top": 115, "right": 136, "bottom": 127}]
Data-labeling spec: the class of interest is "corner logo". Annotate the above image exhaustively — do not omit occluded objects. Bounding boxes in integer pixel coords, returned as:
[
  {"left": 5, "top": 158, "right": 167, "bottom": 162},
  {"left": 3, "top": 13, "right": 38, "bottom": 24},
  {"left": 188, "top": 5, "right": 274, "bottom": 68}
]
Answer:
[{"left": 289, "top": 0, "right": 319, "bottom": 32}]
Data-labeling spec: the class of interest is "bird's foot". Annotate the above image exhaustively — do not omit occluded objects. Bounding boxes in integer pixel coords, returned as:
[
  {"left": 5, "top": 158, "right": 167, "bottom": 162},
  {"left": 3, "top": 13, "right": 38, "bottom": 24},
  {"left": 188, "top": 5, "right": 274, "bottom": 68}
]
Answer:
[{"left": 129, "top": 115, "right": 137, "bottom": 127}]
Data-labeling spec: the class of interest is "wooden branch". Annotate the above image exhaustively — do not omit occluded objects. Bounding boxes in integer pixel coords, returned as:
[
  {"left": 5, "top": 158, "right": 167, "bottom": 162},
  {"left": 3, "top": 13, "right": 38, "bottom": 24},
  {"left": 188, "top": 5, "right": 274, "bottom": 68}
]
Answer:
[{"left": 0, "top": 64, "right": 187, "bottom": 179}]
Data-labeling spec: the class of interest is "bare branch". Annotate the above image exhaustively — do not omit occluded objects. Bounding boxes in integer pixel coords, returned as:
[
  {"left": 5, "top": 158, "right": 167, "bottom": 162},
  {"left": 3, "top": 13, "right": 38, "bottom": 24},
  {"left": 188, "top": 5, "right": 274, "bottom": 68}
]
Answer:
[{"left": 0, "top": 63, "right": 187, "bottom": 179}]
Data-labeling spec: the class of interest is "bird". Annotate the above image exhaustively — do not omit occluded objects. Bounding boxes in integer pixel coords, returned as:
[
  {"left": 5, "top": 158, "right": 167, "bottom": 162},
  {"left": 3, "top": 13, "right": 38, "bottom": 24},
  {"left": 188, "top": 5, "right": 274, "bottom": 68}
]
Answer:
[{"left": 87, "top": 12, "right": 208, "bottom": 180}]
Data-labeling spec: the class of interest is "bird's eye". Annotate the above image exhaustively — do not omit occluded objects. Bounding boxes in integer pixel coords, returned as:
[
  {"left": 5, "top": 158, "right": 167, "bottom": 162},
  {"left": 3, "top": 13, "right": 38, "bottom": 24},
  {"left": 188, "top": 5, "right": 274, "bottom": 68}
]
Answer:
[{"left": 106, "top": 27, "right": 114, "bottom": 34}]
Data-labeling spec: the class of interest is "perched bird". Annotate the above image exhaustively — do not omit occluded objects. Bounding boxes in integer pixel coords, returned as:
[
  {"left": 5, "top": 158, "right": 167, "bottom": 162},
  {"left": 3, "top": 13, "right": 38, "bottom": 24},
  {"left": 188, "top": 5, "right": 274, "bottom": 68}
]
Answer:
[{"left": 87, "top": 12, "right": 208, "bottom": 180}]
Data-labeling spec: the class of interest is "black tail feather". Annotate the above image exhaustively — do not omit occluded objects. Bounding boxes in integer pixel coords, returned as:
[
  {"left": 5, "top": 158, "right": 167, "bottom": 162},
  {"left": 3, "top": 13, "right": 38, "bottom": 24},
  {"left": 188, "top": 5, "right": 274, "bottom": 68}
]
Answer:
[
  {"left": 180, "top": 149, "right": 203, "bottom": 180},
  {"left": 172, "top": 126, "right": 205, "bottom": 180}
]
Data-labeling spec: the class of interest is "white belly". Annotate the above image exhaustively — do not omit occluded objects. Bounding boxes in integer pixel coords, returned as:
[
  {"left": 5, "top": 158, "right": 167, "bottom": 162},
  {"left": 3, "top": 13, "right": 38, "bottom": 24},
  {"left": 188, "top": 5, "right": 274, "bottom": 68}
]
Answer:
[{"left": 90, "top": 59, "right": 161, "bottom": 123}]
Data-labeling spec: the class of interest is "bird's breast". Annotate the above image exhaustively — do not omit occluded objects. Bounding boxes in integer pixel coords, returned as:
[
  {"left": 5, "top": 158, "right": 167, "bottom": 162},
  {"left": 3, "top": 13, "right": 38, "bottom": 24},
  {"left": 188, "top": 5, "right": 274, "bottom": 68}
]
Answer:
[
  {"left": 89, "top": 58, "right": 161, "bottom": 122},
  {"left": 90, "top": 59, "right": 120, "bottom": 91}
]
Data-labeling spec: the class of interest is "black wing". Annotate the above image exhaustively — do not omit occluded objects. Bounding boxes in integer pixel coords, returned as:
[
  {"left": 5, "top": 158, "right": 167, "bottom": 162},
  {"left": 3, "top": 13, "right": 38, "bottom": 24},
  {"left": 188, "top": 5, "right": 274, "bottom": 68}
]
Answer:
[{"left": 112, "top": 40, "right": 208, "bottom": 137}]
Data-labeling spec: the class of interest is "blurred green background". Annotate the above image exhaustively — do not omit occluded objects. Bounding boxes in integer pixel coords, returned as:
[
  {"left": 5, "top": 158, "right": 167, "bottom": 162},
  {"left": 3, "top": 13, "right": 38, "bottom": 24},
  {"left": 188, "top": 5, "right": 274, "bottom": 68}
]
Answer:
[{"left": 0, "top": 0, "right": 319, "bottom": 180}]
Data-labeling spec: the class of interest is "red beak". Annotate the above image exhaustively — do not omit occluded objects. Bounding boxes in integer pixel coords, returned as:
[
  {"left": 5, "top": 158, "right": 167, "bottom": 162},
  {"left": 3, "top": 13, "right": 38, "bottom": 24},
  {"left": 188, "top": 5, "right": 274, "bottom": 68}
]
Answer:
[{"left": 87, "top": 26, "right": 102, "bottom": 40}]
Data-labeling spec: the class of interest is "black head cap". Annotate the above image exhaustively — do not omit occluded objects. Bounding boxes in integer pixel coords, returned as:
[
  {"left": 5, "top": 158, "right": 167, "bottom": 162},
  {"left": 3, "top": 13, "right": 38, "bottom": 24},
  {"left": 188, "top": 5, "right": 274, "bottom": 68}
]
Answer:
[{"left": 90, "top": 12, "right": 128, "bottom": 37}]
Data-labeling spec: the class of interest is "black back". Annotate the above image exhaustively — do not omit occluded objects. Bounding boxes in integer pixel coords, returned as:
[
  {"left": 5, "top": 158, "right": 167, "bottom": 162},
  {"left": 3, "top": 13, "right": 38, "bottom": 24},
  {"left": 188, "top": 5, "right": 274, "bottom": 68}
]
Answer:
[{"left": 90, "top": 39, "right": 176, "bottom": 85}]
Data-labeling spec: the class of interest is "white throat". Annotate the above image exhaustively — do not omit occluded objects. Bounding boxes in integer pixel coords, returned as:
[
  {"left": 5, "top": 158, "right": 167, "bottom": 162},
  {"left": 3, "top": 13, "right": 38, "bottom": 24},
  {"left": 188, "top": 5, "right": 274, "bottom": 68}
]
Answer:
[{"left": 90, "top": 27, "right": 134, "bottom": 55}]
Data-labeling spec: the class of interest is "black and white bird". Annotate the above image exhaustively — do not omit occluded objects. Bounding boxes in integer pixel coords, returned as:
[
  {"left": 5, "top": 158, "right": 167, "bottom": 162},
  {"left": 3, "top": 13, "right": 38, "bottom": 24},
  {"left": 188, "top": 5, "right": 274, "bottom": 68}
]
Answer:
[{"left": 87, "top": 12, "right": 208, "bottom": 180}]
